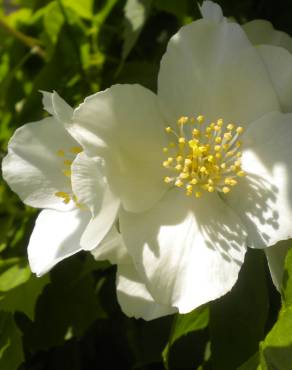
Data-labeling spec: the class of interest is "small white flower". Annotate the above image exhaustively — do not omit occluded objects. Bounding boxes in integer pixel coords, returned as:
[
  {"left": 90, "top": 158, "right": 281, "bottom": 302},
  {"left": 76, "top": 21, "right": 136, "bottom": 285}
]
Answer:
[
  {"left": 2, "top": 91, "right": 119, "bottom": 276},
  {"left": 68, "top": 1, "right": 292, "bottom": 314}
]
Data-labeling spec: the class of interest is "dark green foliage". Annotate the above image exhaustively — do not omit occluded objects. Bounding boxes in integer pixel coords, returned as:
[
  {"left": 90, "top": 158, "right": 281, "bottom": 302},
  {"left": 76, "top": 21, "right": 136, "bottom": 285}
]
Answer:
[{"left": 1, "top": 0, "right": 292, "bottom": 369}]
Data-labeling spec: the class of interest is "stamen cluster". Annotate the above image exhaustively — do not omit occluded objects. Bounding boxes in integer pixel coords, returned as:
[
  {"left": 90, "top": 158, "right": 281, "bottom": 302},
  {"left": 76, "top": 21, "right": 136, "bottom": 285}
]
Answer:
[
  {"left": 162, "top": 115, "right": 245, "bottom": 198},
  {"left": 55, "top": 146, "right": 83, "bottom": 206}
]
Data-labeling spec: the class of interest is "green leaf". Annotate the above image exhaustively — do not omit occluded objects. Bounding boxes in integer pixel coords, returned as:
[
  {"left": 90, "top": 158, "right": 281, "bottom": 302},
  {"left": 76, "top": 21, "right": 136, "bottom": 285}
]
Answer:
[
  {"left": 0, "top": 273, "right": 49, "bottom": 320},
  {"left": 210, "top": 249, "right": 269, "bottom": 370},
  {"left": 237, "top": 352, "right": 260, "bottom": 370},
  {"left": 154, "top": 0, "right": 190, "bottom": 17},
  {"left": 163, "top": 306, "right": 209, "bottom": 369},
  {"left": 63, "top": 0, "right": 93, "bottom": 19},
  {"left": 122, "top": 0, "right": 152, "bottom": 60},
  {"left": 282, "top": 246, "right": 292, "bottom": 308},
  {"left": 260, "top": 307, "right": 292, "bottom": 370},
  {"left": 22, "top": 256, "right": 107, "bottom": 351},
  {"left": 0, "top": 258, "right": 31, "bottom": 292},
  {"left": 0, "top": 311, "right": 24, "bottom": 370},
  {"left": 43, "top": 1, "right": 64, "bottom": 47},
  {"left": 259, "top": 248, "right": 292, "bottom": 370}
]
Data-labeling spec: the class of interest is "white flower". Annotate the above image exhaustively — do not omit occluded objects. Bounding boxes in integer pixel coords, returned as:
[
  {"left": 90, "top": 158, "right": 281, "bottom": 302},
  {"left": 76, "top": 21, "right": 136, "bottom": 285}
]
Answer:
[
  {"left": 91, "top": 226, "right": 177, "bottom": 320},
  {"left": 67, "top": 1, "right": 292, "bottom": 315},
  {"left": 2, "top": 91, "right": 119, "bottom": 276}
]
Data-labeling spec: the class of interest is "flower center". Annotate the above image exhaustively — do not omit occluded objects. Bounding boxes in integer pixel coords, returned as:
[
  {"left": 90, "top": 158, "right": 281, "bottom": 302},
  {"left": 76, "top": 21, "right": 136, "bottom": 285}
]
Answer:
[{"left": 162, "top": 115, "right": 246, "bottom": 198}]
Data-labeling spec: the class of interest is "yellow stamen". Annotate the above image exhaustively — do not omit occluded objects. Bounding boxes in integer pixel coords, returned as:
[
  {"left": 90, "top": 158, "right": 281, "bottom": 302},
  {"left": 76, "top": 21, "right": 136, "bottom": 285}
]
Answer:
[
  {"left": 70, "top": 146, "right": 83, "bottom": 154},
  {"left": 162, "top": 115, "right": 245, "bottom": 198}
]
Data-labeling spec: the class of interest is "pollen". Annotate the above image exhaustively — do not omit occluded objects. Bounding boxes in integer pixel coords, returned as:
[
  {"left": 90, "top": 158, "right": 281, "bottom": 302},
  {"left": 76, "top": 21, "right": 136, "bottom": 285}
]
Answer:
[
  {"left": 70, "top": 146, "right": 83, "bottom": 154},
  {"left": 162, "top": 115, "right": 245, "bottom": 198},
  {"left": 55, "top": 191, "right": 71, "bottom": 204}
]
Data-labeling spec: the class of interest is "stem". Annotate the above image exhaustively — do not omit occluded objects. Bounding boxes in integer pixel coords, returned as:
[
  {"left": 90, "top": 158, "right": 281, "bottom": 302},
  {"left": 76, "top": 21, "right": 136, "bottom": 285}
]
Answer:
[{"left": 0, "top": 19, "right": 46, "bottom": 59}]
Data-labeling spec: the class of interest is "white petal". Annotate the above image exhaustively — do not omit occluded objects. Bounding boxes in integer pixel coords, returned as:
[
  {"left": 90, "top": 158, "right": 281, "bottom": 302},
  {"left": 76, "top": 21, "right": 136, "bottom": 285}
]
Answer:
[
  {"left": 225, "top": 112, "right": 292, "bottom": 248},
  {"left": 69, "top": 84, "right": 168, "bottom": 213},
  {"left": 117, "top": 263, "right": 177, "bottom": 320},
  {"left": 91, "top": 226, "right": 177, "bottom": 320},
  {"left": 257, "top": 45, "right": 292, "bottom": 112},
  {"left": 71, "top": 152, "right": 120, "bottom": 250},
  {"left": 158, "top": 19, "right": 279, "bottom": 126},
  {"left": 91, "top": 226, "right": 129, "bottom": 264},
  {"left": 120, "top": 189, "right": 247, "bottom": 313},
  {"left": 265, "top": 240, "right": 291, "bottom": 291},
  {"left": 2, "top": 117, "right": 79, "bottom": 210},
  {"left": 28, "top": 208, "right": 91, "bottom": 276},
  {"left": 199, "top": 1, "right": 223, "bottom": 23},
  {"left": 243, "top": 20, "right": 292, "bottom": 53},
  {"left": 41, "top": 91, "right": 73, "bottom": 123}
]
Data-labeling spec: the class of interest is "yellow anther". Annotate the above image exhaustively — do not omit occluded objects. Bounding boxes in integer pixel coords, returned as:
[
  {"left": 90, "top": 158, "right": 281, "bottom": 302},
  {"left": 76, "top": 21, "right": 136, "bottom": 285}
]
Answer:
[
  {"left": 63, "top": 160, "right": 72, "bottom": 166},
  {"left": 63, "top": 169, "right": 72, "bottom": 177},
  {"left": 57, "top": 149, "right": 65, "bottom": 157},
  {"left": 223, "top": 132, "right": 232, "bottom": 141},
  {"left": 226, "top": 151, "right": 235, "bottom": 157},
  {"left": 164, "top": 177, "right": 172, "bottom": 183},
  {"left": 55, "top": 191, "right": 71, "bottom": 204},
  {"left": 165, "top": 126, "right": 172, "bottom": 133},
  {"left": 175, "top": 179, "right": 183, "bottom": 187},
  {"left": 178, "top": 116, "right": 188, "bottom": 125},
  {"left": 180, "top": 172, "right": 190, "bottom": 179},
  {"left": 70, "top": 146, "right": 83, "bottom": 154},
  {"left": 225, "top": 178, "right": 237, "bottom": 186},
  {"left": 189, "top": 139, "right": 198, "bottom": 148},
  {"left": 199, "top": 146, "right": 207, "bottom": 153},
  {"left": 192, "top": 129, "right": 200, "bottom": 137},
  {"left": 237, "top": 170, "right": 246, "bottom": 177},
  {"left": 186, "top": 184, "right": 193, "bottom": 192},
  {"left": 162, "top": 115, "right": 245, "bottom": 198},
  {"left": 197, "top": 115, "right": 204, "bottom": 123},
  {"left": 236, "top": 127, "right": 244, "bottom": 134}
]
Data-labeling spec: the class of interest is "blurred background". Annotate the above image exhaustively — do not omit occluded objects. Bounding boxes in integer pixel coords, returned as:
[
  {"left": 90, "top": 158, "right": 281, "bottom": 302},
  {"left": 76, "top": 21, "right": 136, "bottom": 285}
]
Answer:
[{"left": 1, "top": 0, "right": 292, "bottom": 369}]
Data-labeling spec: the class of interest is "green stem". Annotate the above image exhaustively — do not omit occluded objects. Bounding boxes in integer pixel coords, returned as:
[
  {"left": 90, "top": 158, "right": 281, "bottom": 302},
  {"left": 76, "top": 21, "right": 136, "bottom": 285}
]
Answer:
[{"left": 0, "top": 19, "right": 45, "bottom": 59}]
